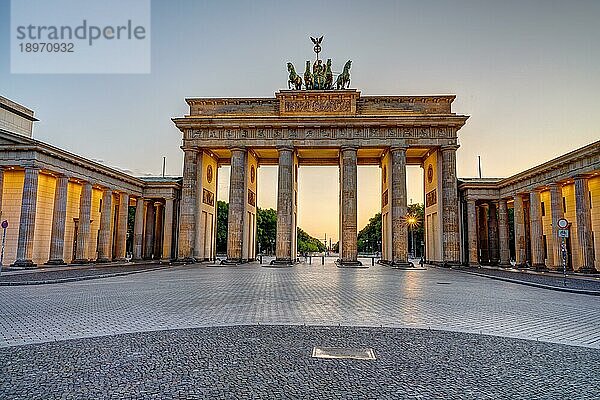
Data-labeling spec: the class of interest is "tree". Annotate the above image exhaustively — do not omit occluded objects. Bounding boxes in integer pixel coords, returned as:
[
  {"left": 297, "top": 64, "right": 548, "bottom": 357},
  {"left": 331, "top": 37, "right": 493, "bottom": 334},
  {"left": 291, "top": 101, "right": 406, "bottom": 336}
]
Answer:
[
  {"left": 216, "top": 200, "right": 228, "bottom": 253},
  {"left": 257, "top": 207, "right": 277, "bottom": 254},
  {"left": 297, "top": 227, "right": 326, "bottom": 254},
  {"left": 407, "top": 203, "right": 424, "bottom": 257},
  {"left": 217, "top": 202, "right": 325, "bottom": 256},
  {"left": 357, "top": 212, "right": 381, "bottom": 253}
]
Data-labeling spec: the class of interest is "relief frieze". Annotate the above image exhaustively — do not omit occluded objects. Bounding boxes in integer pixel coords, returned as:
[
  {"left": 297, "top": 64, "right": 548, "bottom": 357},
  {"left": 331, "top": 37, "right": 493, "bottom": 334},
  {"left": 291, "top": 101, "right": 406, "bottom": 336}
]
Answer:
[{"left": 189, "top": 126, "right": 455, "bottom": 141}]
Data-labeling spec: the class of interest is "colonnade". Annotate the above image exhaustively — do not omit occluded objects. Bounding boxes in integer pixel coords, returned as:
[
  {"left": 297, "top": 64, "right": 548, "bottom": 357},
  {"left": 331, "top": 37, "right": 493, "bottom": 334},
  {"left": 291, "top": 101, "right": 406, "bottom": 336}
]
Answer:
[
  {"left": 178, "top": 145, "right": 462, "bottom": 267},
  {"left": 466, "top": 175, "right": 596, "bottom": 272},
  {"left": 0, "top": 166, "right": 174, "bottom": 267}
]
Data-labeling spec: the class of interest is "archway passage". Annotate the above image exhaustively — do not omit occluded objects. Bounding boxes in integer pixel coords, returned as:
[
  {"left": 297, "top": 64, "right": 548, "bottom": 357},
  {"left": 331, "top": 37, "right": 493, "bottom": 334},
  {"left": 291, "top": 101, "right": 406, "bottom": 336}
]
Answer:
[{"left": 173, "top": 90, "right": 468, "bottom": 266}]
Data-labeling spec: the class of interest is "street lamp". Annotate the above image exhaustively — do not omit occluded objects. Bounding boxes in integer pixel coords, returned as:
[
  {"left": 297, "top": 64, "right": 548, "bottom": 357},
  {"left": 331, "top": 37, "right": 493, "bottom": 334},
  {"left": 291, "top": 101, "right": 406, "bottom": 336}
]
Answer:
[{"left": 405, "top": 214, "right": 419, "bottom": 259}]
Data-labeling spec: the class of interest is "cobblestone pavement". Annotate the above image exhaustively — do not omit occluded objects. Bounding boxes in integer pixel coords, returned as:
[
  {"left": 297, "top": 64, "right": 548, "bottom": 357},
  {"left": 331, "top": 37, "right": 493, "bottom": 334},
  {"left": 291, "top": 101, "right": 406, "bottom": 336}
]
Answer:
[
  {"left": 1, "top": 325, "right": 598, "bottom": 399},
  {"left": 0, "top": 263, "right": 167, "bottom": 285},
  {"left": 1, "top": 258, "right": 599, "bottom": 348},
  {"left": 474, "top": 268, "right": 600, "bottom": 294},
  {"left": 461, "top": 267, "right": 600, "bottom": 292}
]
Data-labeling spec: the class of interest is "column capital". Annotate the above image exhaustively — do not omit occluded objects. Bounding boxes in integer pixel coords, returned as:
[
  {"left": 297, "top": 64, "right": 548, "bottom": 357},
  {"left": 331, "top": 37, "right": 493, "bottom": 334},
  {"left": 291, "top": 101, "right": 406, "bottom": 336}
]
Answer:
[
  {"left": 181, "top": 146, "right": 199, "bottom": 154},
  {"left": 229, "top": 146, "right": 247, "bottom": 153},
  {"left": 573, "top": 174, "right": 592, "bottom": 181},
  {"left": 276, "top": 145, "right": 294, "bottom": 152},
  {"left": 340, "top": 145, "right": 358, "bottom": 153},
  {"left": 390, "top": 146, "right": 408, "bottom": 153},
  {"left": 440, "top": 144, "right": 460, "bottom": 152}
]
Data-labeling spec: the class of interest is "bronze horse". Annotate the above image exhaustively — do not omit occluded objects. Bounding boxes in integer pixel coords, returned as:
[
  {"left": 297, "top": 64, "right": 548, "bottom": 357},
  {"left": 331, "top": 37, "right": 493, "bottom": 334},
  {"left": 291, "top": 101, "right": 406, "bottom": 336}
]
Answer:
[
  {"left": 287, "top": 62, "right": 302, "bottom": 90},
  {"left": 324, "top": 59, "right": 333, "bottom": 90},
  {"left": 335, "top": 60, "right": 352, "bottom": 90},
  {"left": 304, "top": 60, "right": 314, "bottom": 90}
]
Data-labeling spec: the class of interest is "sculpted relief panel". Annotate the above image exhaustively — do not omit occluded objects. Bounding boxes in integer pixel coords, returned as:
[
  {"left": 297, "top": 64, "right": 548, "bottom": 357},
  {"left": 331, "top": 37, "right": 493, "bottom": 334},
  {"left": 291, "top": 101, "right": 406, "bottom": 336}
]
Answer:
[{"left": 189, "top": 126, "right": 456, "bottom": 142}]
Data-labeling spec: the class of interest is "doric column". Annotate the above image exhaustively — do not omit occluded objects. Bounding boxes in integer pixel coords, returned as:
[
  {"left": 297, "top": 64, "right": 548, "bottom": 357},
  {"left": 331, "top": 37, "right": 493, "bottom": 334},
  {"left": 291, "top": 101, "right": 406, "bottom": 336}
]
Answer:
[
  {"left": 96, "top": 188, "right": 113, "bottom": 262},
  {"left": 193, "top": 150, "right": 205, "bottom": 260},
  {"left": 0, "top": 167, "right": 4, "bottom": 218},
  {"left": 114, "top": 192, "right": 129, "bottom": 261},
  {"left": 466, "top": 199, "right": 478, "bottom": 266},
  {"left": 574, "top": 175, "right": 596, "bottom": 272},
  {"left": 529, "top": 190, "right": 545, "bottom": 269},
  {"left": 513, "top": 194, "right": 527, "bottom": 266},
  {"left": 178, "top": 148, "right": 198, "bottom": 261},
  {"left": 548, "top": 183, "right": 563, "bottom": 270},
  {"left": 73, "top": 181, "right": 92, "bottom": 263},
  {"left": 488, "top": 202, "right": 499, "bottom": 264},
  {"left": 153, "top": 202, "right": 163, "bottom": 260},
  {"left": 498, "top": 199, "right": 511, "bottom": 266},
  {"left": 390, "top": 146, "right": 411, "bottom": 267},
  {"left": 274, "top": 147, "right": 295, "bottom": 264},
  {"left": 12, "top": 167, "right": 40, "bottom": 268},
  {"left": 132, "top": 197, "right": 145, "bottom": 261},
  {"left": 440, "top": 145, "right": 461, "bottom": 265},
  {"left": 46, "top": 174, "right": 69, "bottom": 265},
  {"left": 225, "top": 147, "right": 247, "bottom": 263},
  {"left": 161, "top": 197, "right": 174, "bottom": 262},
  {"left": 144, "top": 200, "right": 155, "bottom": 259},
  {"left": 339, "top": 146, "right": 361, "bottom": 266},
  {"left": 478, "top": 204, "right": 489, "bottom": 263}
]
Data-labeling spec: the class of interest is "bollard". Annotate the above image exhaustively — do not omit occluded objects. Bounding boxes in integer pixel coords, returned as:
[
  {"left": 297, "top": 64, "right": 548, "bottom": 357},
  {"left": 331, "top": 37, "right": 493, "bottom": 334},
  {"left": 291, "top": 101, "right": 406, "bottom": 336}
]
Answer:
[
  {"left": 321, "top": 256, "right": 324, "bottom": 265},
  {"left": 309, "top": 256, "right": 312, "bottom": 265},
  {"left": 371, "top": 257, "right": 374, "bottom": 266},
  {"left": 259, "top": 254, "right": 263, "bottom": 264}
]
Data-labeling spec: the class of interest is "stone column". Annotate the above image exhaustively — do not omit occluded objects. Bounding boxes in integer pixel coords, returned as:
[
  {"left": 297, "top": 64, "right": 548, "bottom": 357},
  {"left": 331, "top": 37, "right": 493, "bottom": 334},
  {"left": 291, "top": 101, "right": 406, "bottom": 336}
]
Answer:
[
  {"left": 498, "top": 199, "right": 511, "bottom": 266},
  {"left": 548, "top": 184, "right": 563, "bottom": 270},
  {"left": 96, "top": 188, "right": 113, "bottom": 262},
  {"left": 73, "top": 181, "right": 92, "bottom": 263},
  {"left": 339, "top": 146, "right": 361, "bottom": 266},
  {"left": 390, "top": 147, "right": 411, "bottom": 267},
  {"left": 224, "top": 147, "right": 247, "bottom": 263},
  {"left": 488, "top": 202, "right": 499, "bottom": 264},
  {"left": 440, "top": 145, "right": 461, "bottom": 265},
  {"left": 274, "top": 147, "right": 295, "bottom": 264},
  {"left": 46, "top": 174, "right": 69, "bottom": 265},
  {"left": 132, "top": 197, "right": 145, "bottom": 261},
  {"left": 13, "top": 167, "right": 40, "bottom": 268},
  {"left": 153, "top": 202, "right": 163, "bottom": 260},
  {"left": 478, "top": 205, "right": 489, "bottom": 263},
  {"left": 513, "top": 194, "right": 527, "bottom": 266},
  {"left": 178, "top": 148, "right": 198, "bottom": 261},
  {"left": 114, "top": 193, "right": 129, "bottom": 261},
  {"left": 0, "top": 167, "right": 4, "bottom": 218},
  {"left": 193, "top": 150, "right": 205, "bottom": 260},
  {"left": 144, "top": 200, "right": 155, "bottom": 259},
  {"left": 529, "top": 190, "right": 545, "bottom": 269},
  {"left": 574, "top": 175, "right": 596, "bottom": 272},
  {"left": 466, "top": 199, "right": 478, "bottom": 266},
  {"left": 161, "top": 197, "right": 174, "bottom": 262}
]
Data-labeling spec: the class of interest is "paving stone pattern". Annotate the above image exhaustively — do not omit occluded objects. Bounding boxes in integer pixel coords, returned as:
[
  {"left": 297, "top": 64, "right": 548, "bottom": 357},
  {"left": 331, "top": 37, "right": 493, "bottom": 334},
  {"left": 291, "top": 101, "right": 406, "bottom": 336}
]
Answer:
[
  {"left": 0, "top": 263, "right": 166, "bottom": 285},
  {"left": 1, "top": 260, "right": 599, "bottom": 348},
  {"left": 1, "top": 325, "right": 598, "bottom": 399},
  {"left": 463, "top": 267, "right": 600, "bottom": 292}
]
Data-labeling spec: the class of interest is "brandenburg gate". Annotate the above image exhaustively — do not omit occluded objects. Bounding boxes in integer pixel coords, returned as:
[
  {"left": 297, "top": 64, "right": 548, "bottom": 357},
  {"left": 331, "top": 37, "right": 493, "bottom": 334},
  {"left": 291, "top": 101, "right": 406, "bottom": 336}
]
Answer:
[{"left": 172, "top": 89, "right": 469, "bottom": 267}]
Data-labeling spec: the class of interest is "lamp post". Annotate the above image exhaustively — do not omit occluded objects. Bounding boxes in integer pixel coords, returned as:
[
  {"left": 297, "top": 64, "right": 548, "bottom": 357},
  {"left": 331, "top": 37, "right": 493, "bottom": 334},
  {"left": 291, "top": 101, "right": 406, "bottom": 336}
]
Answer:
[{"left": 406, "top": 215, "right": 417, "bottom": 259}]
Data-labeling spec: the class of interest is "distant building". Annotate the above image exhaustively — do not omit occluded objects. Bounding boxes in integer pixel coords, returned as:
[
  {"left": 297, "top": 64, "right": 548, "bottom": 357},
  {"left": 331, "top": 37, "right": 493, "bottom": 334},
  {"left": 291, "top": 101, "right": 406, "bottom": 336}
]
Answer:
[{"left": 0, "top": 96, "right": 37, "bottom": 137}]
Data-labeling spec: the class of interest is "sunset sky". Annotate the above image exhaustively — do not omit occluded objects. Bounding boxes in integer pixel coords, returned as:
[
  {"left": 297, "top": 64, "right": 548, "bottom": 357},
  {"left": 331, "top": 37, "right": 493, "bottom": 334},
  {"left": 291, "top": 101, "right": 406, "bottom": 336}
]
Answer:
[{"left": 2, "top": 0, "right": 599, "bottom": 242}]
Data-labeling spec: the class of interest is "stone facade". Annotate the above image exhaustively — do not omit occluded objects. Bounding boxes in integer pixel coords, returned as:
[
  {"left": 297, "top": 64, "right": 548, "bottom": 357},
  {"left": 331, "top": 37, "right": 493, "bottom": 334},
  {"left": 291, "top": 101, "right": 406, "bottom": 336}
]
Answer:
[
  {"left": 173, "top": 90, "right": 469, "bottom": 266},
  {"left": 0, "top": 123, "right": 181, "bottom": 267},
  {"left": 459, "top": 141, "right": 600, "bottom": 272}
]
